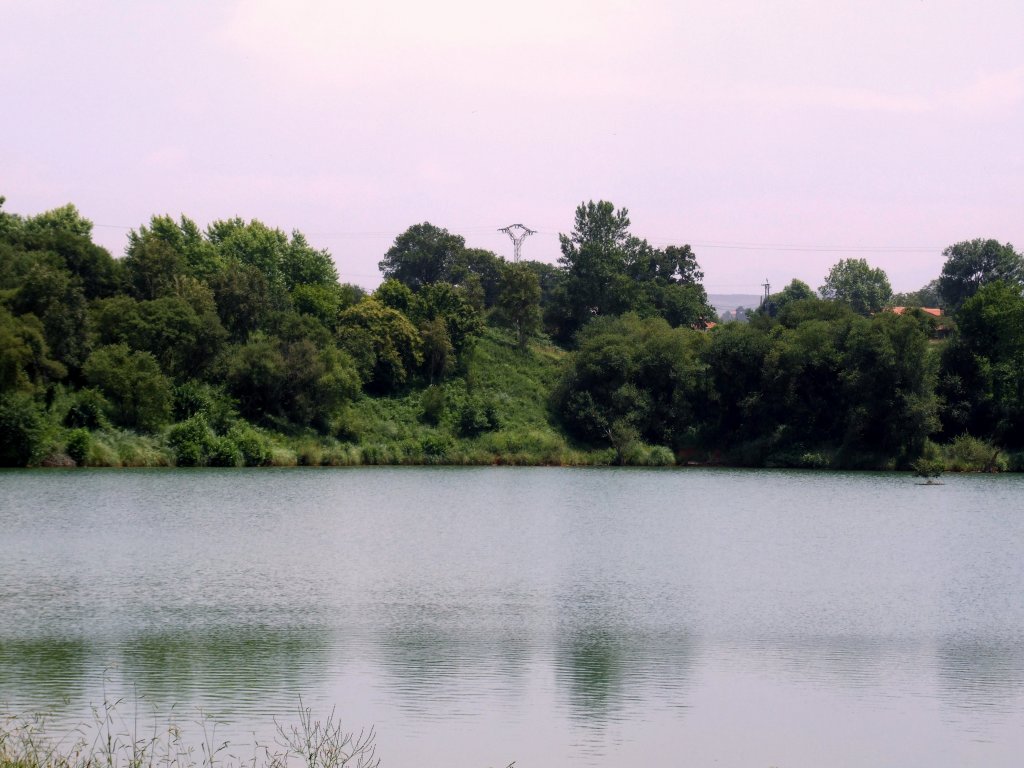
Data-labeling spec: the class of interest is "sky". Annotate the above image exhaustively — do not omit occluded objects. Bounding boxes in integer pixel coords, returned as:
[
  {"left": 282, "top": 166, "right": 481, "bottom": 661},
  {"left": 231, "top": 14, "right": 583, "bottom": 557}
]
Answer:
[{"left": 3, "top": 0, "right": 1023, "bottom": 295}]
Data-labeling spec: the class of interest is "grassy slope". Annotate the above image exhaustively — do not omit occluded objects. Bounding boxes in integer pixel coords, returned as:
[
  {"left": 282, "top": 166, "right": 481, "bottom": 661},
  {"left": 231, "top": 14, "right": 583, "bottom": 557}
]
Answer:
[
  {"left": 56, "top": 326, "right": 606, "bottom": 468},
  {"left": 337, "top": 327, "right": 607, "bottom": 466}
]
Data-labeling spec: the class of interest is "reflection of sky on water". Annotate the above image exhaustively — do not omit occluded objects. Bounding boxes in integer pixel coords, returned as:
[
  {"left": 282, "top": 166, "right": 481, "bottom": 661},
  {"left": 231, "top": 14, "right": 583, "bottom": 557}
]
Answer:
[{"left": 2, "top": 468, "right": 1024, "bottom": 766}]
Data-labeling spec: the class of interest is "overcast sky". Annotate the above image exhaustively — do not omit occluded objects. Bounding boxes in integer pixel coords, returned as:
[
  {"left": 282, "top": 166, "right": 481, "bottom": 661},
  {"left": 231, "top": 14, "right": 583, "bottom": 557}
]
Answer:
[{"left": 3, "top": 0, "right": 1022, "bottom": 294}]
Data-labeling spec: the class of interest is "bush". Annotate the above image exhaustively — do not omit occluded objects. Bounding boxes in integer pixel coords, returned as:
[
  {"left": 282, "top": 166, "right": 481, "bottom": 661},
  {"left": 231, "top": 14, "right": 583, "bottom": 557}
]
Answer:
[
  {"left": 173, "top": 380, "right": 238, "bottom": 432},
  {"left": 420, "top": 384, "right": 446, "bottom": 425},
  {"left": 943, "top": 434, "right": 1006, "bottom": 472},
  {"left": 420, "top": 431, "right": 453, "bottom": 459},
  {"left": 62, "top": 388, "right": 111, "bottom": 430},
  {"left": 83, "top": 344, "right": 173, "bottom": 431},
  {"left": 227, "top": 422, "right": 272, "bottom": 466},
  {"left": 0, "top": 392, "right": 49, "bottom": 466},
  {"left": 1006, "top": 450, "right": 1024, "bottom": 472},
  {"left": 166, "top": 414, "right": 217, "bottom": 466},
  {"left": 456, "top": 396, "right": 499, "bottom": 437},
  {"left": 65, "top": 428, "right": 91, "bottom": 466},
  {"left": 619, "top": 441, "right": 677, "bottom": 466},
  {"left": 912, "top": 456, "right": 944, "bottom": 480},
  {"left": 207, "top": 435, "right": 242, "bottom": 467},
  {"left": 86, "top": 430, "right": 172, "bottom": 467}
]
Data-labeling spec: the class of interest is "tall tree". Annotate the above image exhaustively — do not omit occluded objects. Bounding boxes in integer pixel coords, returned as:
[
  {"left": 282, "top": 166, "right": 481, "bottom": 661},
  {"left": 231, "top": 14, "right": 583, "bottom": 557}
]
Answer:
[
  {"left": 379, "top": 223, "right": 466, "bottom": 290},
  {"left": 758, "top": 279, "right": 816, "bottom": 318},
  {"left": 553, "top": 201, "right": 637, "bottom": 341},
  {"left": 819, "top": 258, "right": 892, "bottom": 316},
  {"left": 336, "top": 299, "right": 423, "bottom": 393},
  {"left": 557, "top": 314, "right": 709, "bottom": 450},
  {"left": 495, "top": 262, "right": 542, "bottom": 349},
  {"left": 937, "top": 239, "right": 1023, "bottom": 313}
]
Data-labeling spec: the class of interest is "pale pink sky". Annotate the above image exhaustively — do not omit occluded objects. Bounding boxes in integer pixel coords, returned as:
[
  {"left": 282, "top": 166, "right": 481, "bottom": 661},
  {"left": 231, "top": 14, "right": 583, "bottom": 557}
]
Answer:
[{"left": 3, "top": 0, "right": 1022, "bottom": 294}]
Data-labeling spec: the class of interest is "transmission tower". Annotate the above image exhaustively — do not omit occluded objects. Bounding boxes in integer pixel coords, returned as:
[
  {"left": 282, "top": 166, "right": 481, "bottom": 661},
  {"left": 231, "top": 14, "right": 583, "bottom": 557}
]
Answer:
[{"left": 499, "top": 223, "right": 536, "bottom": 263}]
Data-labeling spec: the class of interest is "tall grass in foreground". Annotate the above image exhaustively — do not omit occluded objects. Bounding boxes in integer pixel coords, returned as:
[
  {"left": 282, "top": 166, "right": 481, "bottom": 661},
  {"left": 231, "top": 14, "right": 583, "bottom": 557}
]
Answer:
[
  {"left": 0, "top": 702, "right": 514, "bottom": 768},
  {"left": 0, "top": 700, "right": 382, "bottom": 768}
]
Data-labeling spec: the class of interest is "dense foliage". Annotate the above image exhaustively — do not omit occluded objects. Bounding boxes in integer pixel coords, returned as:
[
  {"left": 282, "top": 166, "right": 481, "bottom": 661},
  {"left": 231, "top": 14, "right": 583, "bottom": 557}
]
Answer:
[{"left": 2, "top": 193, "right": 1022, "bottom": 469}]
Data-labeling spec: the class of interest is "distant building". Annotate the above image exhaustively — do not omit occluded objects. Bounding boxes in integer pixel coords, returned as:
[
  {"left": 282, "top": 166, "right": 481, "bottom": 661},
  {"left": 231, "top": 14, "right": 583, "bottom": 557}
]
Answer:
[
  {"left": 890, "top": 306, "right": 942, "bottom": 317},
  {"left": 887, "top": 306, "right": 950, "bottom": 339}
]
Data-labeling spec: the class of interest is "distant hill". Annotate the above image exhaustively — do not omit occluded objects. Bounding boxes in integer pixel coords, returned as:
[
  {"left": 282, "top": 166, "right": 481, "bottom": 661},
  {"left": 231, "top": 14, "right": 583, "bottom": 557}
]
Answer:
[{"left": 707, "top": 293, "right": 761, "bottom": 314}]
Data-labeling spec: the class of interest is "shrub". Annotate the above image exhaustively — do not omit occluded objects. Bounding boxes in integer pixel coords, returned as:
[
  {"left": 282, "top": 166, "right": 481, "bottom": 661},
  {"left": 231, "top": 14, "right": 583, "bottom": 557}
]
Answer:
[
  {"left": 62, "top": 388, "right": 111, "bottom": 430},
  {"left": 456, "top": 396, "right": 499, "bottom": 437},
  {"left": 943, "top": 434, "right": 1006, "bottom": 472},
  {"left": 1006, "top": 451, "right": 1024, "bottom": 472},
  {"left": 83, "top": 344, "right": 173, "bottom": 432},
  {"left": 0, "top": 392, "right": 49, "bottom": 466},
  {"left": 173, "top": 380, "right": 238, "bottom": 432},
  {"left": 420, "top": 384, "right": 446, "bottom": 425},
  {"left": 420, "top": 431, "right": 453, "bottom": 459},
  {"left": 207, "top": 435, "right": 242, "bottom": 467},
  {"left": 166, "top": 414, "right": 217, "bottom": 466},
  {"left": 912, "top": 456, "right": 944, "bottom": 480},
  {"left": 65, "top": 428, "right": 91, "bottom": 466},
  {"left": 227, "top": 422, "right": 272, "bottom": 466}
]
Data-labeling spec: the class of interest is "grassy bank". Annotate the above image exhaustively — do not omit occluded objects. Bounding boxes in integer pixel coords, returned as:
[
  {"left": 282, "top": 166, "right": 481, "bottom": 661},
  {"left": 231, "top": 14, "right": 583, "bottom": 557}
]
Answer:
[
  {"left": 23, "top": 327, "right": 1024, "bottom": 472},
  {"left": 0, "top": 702, "right": 513, "bottom": 768},
  {"left": 0, "top": 702, "right": 378, "bottom": 768},
  {"left": 35, "top": 329, "right": 624, "bottom": 469}
]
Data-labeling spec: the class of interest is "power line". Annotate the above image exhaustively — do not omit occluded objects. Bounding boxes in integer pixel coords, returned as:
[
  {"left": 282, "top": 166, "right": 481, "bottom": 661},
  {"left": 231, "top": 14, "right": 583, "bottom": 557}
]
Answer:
[{"left": 91, "top": 221, "right": 947, "bottom": 255}]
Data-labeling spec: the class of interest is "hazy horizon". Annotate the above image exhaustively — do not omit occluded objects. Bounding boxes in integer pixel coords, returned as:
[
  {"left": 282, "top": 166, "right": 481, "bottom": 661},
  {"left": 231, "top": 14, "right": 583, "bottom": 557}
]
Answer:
[{"left": 4, "top": 0, "right": 1022, "bottom": 293}]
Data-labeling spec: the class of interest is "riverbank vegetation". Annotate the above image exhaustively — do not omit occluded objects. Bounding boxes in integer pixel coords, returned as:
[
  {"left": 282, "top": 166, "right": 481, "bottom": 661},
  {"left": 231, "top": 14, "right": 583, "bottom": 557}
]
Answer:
[
  {"left": 0, "top": 699, "right": 383, "bottom": 768},
  {"left": 2, "top": 194, "right": 1023, "bottom": 471}
]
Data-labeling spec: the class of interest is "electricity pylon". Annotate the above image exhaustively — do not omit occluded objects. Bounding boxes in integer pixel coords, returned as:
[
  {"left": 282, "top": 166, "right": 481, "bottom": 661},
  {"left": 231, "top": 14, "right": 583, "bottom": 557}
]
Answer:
[{"left": 499, "top": 223, "right": 536, "bottom": 263}]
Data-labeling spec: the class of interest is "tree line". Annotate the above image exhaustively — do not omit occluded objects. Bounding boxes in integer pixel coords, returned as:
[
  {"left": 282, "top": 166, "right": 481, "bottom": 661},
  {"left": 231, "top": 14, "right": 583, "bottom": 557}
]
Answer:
[{"left": 1, "top": 194, "right": 1022, "bottom": 468}]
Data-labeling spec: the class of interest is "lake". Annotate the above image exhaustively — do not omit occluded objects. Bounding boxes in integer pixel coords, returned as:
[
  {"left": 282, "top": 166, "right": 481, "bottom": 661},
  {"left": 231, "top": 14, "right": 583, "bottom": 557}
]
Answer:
[{"left": 1, "top": 467, "right": 1023, "bottom": 767}]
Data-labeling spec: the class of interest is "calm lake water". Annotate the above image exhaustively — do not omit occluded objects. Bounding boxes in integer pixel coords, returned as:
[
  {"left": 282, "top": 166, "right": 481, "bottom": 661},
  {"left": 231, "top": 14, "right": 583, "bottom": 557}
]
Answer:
[{"left": 1, "top": 467, "right": 1023, "bottom": 767}]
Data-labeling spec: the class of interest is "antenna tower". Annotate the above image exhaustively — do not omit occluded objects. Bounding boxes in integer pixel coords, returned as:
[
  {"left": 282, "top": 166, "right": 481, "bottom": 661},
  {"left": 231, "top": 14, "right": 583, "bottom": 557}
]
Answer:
[
  {"left": 499, "top": 223, "right": 536, "bottom": 263},
  {"left": 761, "top": 279, "right": 771, "bottom": 306}
]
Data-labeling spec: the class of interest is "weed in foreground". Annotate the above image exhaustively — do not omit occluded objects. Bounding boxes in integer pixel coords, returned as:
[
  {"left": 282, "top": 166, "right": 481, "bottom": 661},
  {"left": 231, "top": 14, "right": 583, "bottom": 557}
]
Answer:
[{"left": 0, "top": 700, "right": 379, "bottom": 768}]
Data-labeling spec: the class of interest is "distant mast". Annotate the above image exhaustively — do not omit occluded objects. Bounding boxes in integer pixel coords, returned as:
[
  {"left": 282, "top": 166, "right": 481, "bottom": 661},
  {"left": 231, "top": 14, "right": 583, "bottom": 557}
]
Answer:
[
  {"left": 499, "top": 223, "right": 536, "bottom": 263},
  {"left": 761, "top": 279, "right": 771, "bottom": 307}
]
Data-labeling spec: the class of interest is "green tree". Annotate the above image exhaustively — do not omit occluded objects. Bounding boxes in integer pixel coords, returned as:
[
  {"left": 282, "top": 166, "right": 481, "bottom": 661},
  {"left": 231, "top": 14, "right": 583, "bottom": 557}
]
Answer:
[
  {"left": 128, "top": 215, "right": 221, "bottom": 280},
  {"left": 557, "top": 314, "right": 708, "bottom": 450},
  {"left": 225, "top": 328, "right": 359, "bottom": 429},
  {"left": 757, "top": 279, "right": 816, "bottom": 318},
  {"left": 336, "top": 299, "right": 423, "bottom": 393},
  {"left": 209, "top": 259, "right": 275, "bottom": 341},
  {"left": 409, "top": 282, "right": 484, "bottom": 358},
  {"left": 627, "top": 243, "right": 715, "bottom": 328},
  {"left": 495, "top": 262, "right": 542, "bottom": 349},
  {"left": 702, "top": 321, "right": 772, "bottom": 444},
  {"left": 83, "top": 344, "right": 173, "bottom": 431},
  {"left": 291, "top": 283, "right": 351, "bottom": 328},
  {"left": 4, "top": 206, "right": 123, "bottom": 300},
  {"left": 949, "top": 281, "right": 1024, "bottom": 446},
  {"left": 0, "top": 307, "right": 65, "bottom": 395},
  {"left": 449, "top": 247, "right": 505, "bottom": 308},
  {"left": 124, "top": 236, "right": 186, "bottom": 300},
  {"left": 0, "top": 391, "right": 49, "bottom": 466},
  {"left": 374, "top": 278, "right": 415, "bottom": 313},
  {"left": 819, "top": 258, "right": 893, "bottom": 316},
  {"left": 279, "top": 230, "right": 339, "bottom": 291},
  {"left": 13, "top": 261, "right": 89, "bottom": 372},
  {"left": 839, "top": 311, "right": 939, "bottom": 461},
  {"left": 892, "top": 278, "right": 941, "bottom": 309},
  {"left": 554, "top": 201, "right": 635, "bottom": 338},
  {"left": 938, "top": 239, "right": 1023, "bottom": 313},
  {"left": 23, "top": 203, "right": 93, "bottom": 238},
  {"left": 419, "top": 316, "right": 454, "bottom": 383},
  {"left": 90, "top": 295, "right": 226, "bottom": 381},
  {"left": 379, "top": 222, "right": 466, "bottom": 289}
]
